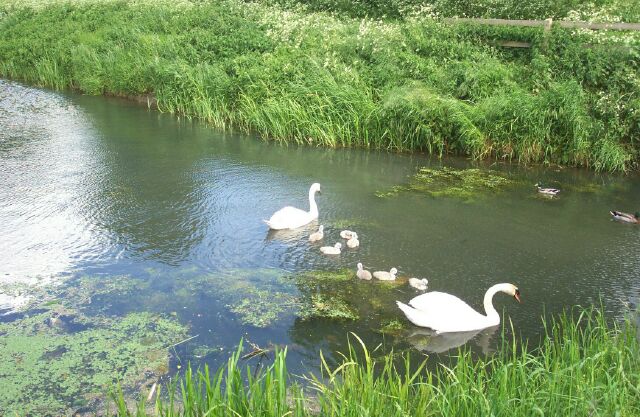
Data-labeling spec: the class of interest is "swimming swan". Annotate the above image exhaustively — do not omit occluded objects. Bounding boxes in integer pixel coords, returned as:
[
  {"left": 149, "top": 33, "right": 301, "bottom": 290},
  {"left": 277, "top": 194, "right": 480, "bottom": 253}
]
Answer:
[
  {"left": 373, "top": 267, "right": 397, "bottom": 281},
  {"left": 356, "top": 262, "right": 372, "bottom": 280},
  {"left": 396, "top": 283, "right": 521, "bottom": 333},
  {"left": 340, "top": 230, "right": 355, "bottom": 239},
  {"left": 320, "top": 242, "right": 342, "bottom": 255},
  {"left": 408, "top": 278, "right": 429, "bottom": 291},
  {"left": 346, "top": 233, "right": 359, "bottom": 248},
  {"left": 309, "top": 225, "right": 325, "bottom": 242},
  {"left": 264, "top": 183, "right": 321, "bottom": 230}
]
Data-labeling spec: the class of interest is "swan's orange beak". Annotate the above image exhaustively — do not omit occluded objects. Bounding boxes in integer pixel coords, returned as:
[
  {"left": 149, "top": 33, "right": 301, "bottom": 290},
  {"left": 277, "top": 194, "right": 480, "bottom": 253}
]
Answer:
[{"left": 514, "top": 289, "right": 521, "bottom": 303}]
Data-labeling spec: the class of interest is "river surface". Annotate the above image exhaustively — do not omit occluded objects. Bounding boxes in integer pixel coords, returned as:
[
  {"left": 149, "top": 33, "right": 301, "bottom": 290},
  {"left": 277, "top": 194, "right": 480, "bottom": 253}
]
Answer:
[{"left": 1, "top": 80, "right": 640, "bottom": 413}]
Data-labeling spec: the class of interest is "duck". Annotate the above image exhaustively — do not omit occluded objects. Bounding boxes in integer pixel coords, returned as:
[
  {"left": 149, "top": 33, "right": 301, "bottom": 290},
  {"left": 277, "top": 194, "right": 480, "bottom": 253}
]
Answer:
[
  {"left": 408, "top": 278, "right": 429, "bottom": 291},
  {"left": 340, "top": 230, "right": 355, "bottom": 239},
  {"left": 320, "top": 242, "right": 342, "bottom": 255},
  {"left": 264, "top": 183, "right": 321, "bottom": 230},
  {"left": 356, "top": 263, "right": 372, "bottom": 280},
  {"left": 535, "top": 183, "right": 560, "bottom": 196},
  {"left": 373, "top": 267, "right": 398, "bottom": 281},
  {"left": 346, "top": 233, "right": 359, "bottom": 248},
  {"left": 396, "top": 283, "right": 521, "bottom": 334},
  {"left": 609, "top": 210, "right": 640, "bottom": 224},
  {"left": 309, "top": 225, "right": 324, "bottom": 242}
]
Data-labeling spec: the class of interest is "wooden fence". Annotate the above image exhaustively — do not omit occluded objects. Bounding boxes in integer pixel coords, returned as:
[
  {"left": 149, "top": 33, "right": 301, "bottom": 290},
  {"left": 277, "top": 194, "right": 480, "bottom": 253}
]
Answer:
[{"left": 442, "top": 17, "right": 640, "bottom": 48}]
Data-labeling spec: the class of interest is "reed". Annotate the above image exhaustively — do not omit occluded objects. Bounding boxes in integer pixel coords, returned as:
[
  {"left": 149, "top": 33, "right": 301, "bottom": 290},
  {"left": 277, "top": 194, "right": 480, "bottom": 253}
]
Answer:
[{"left": 113, "top": 307, "right": 640, "bottom": 416}]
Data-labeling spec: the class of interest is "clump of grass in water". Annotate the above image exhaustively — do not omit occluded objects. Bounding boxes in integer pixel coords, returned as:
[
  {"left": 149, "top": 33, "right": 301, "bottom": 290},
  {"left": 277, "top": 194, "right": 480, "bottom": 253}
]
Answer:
[
  {"left": 376, "top": 166, "right": 514, "bottom": 200},
  {"left": 298, "top": 294, "right": 359, "bottom": 321},
  {"left": 113, "top": 307, "right": 640, "bottom": 416}
]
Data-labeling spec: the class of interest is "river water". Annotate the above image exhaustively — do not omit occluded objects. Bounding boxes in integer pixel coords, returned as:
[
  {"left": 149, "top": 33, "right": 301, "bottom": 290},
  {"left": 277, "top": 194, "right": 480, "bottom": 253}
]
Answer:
[{"left": 1, "top": 80, "right": 640, "bottom": 413}]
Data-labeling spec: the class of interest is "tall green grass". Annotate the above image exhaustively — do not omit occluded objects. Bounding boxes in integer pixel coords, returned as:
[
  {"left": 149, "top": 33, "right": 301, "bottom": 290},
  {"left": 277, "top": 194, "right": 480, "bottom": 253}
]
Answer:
[
  {"left": 0, "top": 0, "right": 639, "bottom": 171},
  {"left": 113, "top": 307, "right": 640, "bottom": 416}
]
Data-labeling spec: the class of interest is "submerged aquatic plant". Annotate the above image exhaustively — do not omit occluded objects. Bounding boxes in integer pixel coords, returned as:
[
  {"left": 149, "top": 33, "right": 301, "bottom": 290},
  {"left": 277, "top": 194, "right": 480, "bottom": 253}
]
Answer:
[
  {"left": 376, "top": 318, "right": 407, "bottom": 334},
  {"left": 298, "top": 293, "right": 359, "bottom": 321},
  {"left": 227, "top": 288, "right": 299, "bottom": 328},
  {"left": 189, "top": 269, "right": 363, "bottom": 327},
  {"left": 376, "top": 166, "right": 515, "bottom": 200}
]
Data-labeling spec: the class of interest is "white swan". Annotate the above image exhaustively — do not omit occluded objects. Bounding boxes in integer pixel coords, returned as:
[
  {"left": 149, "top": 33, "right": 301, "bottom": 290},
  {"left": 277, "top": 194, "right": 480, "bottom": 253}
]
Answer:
[
  {"left": 356, "top": 263, "right": 372, "bottom": 280},
  {"left": 340, "top": 230, "right": 355, "bottom": 239},
  {"left": 373, "top": 267, "right": 397, "bottom": 281},
  {"left": 346, "top": 233, "right": 359, "bottom": 248},
  {"left": 264, "top": 183, "right": 321, "bottom": 230},
  {"left": 320, "top": 242, "right": 342, "bottom": 255},
  {"left": 309, "top": 225, "right": 324, "bottom": 242},
  {"left": 396, "top": 283, "right": 520, "bottom": 334},
  {"left": 408, "top": 278, "right": 428, "bottom": 291}
]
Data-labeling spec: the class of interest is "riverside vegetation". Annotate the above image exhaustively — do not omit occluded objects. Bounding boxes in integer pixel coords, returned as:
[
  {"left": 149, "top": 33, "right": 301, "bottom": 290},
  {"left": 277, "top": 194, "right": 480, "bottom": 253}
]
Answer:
[
  {"left": 112, "top": 308, "right": 640, "bottom": 416},
  {"left": 1, "top": 0, "right": 640, "bottom": 171}
]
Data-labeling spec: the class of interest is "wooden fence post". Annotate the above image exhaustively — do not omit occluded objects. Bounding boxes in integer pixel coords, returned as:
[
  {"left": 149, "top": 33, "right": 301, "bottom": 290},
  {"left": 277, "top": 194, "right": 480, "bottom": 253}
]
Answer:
[{"left": 543, "top": 18, "right": 553, "bottom": 51}]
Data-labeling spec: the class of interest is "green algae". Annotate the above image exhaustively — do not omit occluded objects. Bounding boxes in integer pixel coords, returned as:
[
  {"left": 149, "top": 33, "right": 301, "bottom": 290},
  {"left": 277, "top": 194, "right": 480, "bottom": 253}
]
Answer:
[
  {"left": 292, "top": 269, "right": 355, "bottom": 286},
  {"left": 376, "top": 319, "right": 407, "bottom": 335},
  {"left": 298, "top": 294, "right": 359, "bottom": 321},
  {"left": 190, "top": 269, "right": 364, "bottom": 326},
  {"left": 227, "top": 288, "right": 299, "bottom": 328},
  {"left": 61, "top": 274, "right": 150, "bottom": 308},
  {"left": 330, "top": 219, "right": 381, "bottom": 230},
  {"left": 0, "top": 308, "right": 188, "bottom": 415},
  {"left": 291, "top": 270, "right": 361, "bottom": 321},
  {"left": 376, "top": 166, "right": 515, "bottom": 201}
]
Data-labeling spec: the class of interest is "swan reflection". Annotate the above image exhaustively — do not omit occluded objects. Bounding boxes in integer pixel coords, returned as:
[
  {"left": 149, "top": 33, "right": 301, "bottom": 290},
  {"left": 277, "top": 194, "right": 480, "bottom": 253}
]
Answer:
[{"left": 405, "top": 325, "right": 499, "bottom": 354}]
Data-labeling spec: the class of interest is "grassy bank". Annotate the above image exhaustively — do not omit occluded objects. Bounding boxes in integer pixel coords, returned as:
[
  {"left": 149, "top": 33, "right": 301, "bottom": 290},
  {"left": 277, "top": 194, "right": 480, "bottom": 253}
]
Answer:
[
  {"left": 110, "top": 308, "right": 640, "bottom": 416},
  {"left": 1, "top": 0, "right": 639, "bottom": 171}
]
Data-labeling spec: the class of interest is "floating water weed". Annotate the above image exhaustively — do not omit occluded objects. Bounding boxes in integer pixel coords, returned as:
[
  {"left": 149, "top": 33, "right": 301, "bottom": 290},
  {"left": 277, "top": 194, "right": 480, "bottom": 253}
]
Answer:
[
  {"left": 298, "top": 293, "right": 359, "bottom": 321},
  {"left": 377, "top": 166, "right": 515, "bottom": 200},
  {"left": 0, "top": 309, "right": 188, "bottom": 415}
]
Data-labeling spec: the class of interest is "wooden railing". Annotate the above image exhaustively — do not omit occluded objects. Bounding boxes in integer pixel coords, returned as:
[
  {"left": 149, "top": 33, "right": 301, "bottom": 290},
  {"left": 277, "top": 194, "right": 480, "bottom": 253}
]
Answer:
[
  {"left": 443, "top": 18, "right": 640, "bottom": 31},
  {"left": 442, "top": 17, "right": 640, "bottom": 48}
]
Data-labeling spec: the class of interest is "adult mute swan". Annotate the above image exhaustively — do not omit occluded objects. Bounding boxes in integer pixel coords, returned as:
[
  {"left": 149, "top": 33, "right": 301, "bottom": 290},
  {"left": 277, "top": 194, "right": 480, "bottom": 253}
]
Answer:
[
  {"left": 264, "top": 183, "right": 321, "bottom": 230},
  {"left": 396, "top": 283, "right": 521, "bottom": 334}
]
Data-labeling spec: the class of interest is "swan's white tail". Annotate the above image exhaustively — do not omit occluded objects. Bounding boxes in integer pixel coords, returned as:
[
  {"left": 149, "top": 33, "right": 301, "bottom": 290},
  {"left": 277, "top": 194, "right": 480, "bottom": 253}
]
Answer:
[{"left": 396, "top": 301, "right": 427, "bottom": 328}]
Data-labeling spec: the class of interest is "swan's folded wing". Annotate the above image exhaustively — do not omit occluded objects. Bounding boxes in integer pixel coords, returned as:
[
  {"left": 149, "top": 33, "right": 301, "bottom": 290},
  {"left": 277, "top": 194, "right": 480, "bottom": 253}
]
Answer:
[
  {"left": 408, "top": 292, "right": 482, "bottom": 319},
  {"left": 268, "top": 206, "right": 302, "bottom": 221}
]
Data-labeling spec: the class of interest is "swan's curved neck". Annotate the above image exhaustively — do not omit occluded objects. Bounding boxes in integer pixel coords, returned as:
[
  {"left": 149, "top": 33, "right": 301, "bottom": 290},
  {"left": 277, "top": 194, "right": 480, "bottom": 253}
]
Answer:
[
  {"left": 483, "top": 284, "right": 508, "bottom": 324},
  {"left": 308, "top": 188, "right": 318, "bottom": 217}
]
